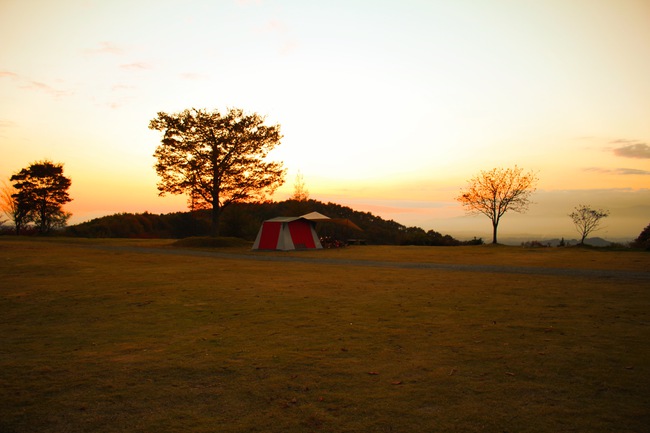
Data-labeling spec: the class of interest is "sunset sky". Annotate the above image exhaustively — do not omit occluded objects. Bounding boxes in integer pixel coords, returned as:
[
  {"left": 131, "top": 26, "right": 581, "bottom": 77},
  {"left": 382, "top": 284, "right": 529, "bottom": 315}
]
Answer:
[{"left": 1, "top": 0, "right": 649, "bottom": 241}]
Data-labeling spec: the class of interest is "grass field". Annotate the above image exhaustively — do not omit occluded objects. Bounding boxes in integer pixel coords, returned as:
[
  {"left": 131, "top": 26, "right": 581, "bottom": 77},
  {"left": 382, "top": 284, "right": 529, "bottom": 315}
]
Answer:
[{"left": 1, "top": 237, "right": 649, "bottom": 432}]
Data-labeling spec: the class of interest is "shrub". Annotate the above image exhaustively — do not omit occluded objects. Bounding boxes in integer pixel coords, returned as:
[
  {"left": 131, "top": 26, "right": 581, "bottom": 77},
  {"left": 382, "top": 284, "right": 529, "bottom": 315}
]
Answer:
[
  {"left": 632, "top": 223, "right": 650, "bottom": 250},
  {"left": 521, "top": 240, "right": 550, "bottom": 248}
]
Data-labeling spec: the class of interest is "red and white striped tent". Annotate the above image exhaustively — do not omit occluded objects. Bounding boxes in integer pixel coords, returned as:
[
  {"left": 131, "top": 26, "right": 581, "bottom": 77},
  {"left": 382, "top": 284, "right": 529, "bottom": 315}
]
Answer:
[{"left": 252, "top": 212, "right": 360, "bottom": 251}]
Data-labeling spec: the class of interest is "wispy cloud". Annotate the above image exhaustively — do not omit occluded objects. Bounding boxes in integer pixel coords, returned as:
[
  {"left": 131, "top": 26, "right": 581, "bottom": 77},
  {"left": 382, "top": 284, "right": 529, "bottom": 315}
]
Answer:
[
  {"left": 256, "top": 18, "right": 299, "bottom": 55},
  {"left": 584, "top": 167, "right": 650, "bottom": 176},
  {"left": 610, "top": 140, "right": 650, "bottom": 159},
  {"left": 111, "top": 84, "right": 135, "bottom": 91},
  {"left": 84, "top": 41, "right": 124, "bottom": 56},
  {"left": 179, "top": 72, "right": 209, "bottom": 80},
  {"left": 21, "top": 80, "right": 71, "bottom": 98},
  {"left": 0, "top": 71, "right": 19, "bottom": 79},
  {"left": 120, "top": 62, "right": 152, "bottom": 71},
  {"left": 1, "top": 69, "right": 71, "bottom": 98}
]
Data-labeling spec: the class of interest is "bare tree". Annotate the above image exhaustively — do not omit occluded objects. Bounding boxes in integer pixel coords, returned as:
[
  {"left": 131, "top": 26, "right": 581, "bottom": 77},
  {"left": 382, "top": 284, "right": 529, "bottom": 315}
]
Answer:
[
  {"left": 569, "top": 204, "right": 609, "bottom": 245},
  {"left": 456, "top": 166, "right": 538, "bottom": 244}
]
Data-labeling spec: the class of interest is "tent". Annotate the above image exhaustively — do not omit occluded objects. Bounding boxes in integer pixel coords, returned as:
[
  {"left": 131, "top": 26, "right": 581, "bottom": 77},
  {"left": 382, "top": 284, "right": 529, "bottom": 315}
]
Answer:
[
  {"left": 252, "top": 212, "right": 362, "bottom": 251},
  {"left": 252, "top": 216, "right": 322, "bottom": 250}
]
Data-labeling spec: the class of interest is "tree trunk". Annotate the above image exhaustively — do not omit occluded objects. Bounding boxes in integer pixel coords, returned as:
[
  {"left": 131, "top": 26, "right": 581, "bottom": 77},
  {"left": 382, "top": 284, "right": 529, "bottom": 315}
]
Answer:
[
  {"left": 492, "top": 221, "right": 498, "bottom": 244},
  {"left": 210, "top": 204, "right": 220, "bottom": 237}
]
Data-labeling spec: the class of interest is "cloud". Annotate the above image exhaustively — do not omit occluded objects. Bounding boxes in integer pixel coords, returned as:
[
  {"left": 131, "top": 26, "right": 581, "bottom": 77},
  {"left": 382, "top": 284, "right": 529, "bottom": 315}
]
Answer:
[
  {"left": 2, "top": 69, "right": 71, "bottom": 98},
  {"left": 611, "top": 140, "right": 650, "bottom": 159},
  {"left": 120, "top": 62, "right": 152, "bottom": 71},
  {"left": 84, "top": 41, "right": 124, "bottom": 56},
  {"left": 584, "top": 167, "right": 650, "bottom": 176},
  {"left": 254, "top": 19, "right": 299, "bottom": 56},
  {"left": 3, "top": 67, "right": 76, "bottom": 99},
  {"left": 0, "top": 71, "right": 19, "bottom": 79},
  {"left": 20, "top": 80, "right": 72, "bottom": 98},
  {"left": 615, "top": 168, "right": 650, "bottom": 175}
]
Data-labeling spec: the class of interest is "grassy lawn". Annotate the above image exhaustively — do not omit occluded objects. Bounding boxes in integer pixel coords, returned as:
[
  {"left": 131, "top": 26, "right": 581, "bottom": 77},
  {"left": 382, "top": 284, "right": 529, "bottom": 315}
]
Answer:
[{"left": 1, "top": 238, "right": 649, "bottom": 432}]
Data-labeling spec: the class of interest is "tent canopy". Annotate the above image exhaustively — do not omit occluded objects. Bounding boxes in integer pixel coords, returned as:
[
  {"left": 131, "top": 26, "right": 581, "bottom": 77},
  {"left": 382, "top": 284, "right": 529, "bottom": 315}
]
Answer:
[
  {"left": 300, "top": 212, "right": 362, "bottom": 231},
  {"left": 252, "top": 212, "right": 362, "bottom": 250}
]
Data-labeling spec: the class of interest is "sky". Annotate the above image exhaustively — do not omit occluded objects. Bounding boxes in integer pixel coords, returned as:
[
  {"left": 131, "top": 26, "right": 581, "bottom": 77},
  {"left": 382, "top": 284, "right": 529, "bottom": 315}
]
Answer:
[{"left": 1, "top": 0, "right": 649, "bottom": 242}]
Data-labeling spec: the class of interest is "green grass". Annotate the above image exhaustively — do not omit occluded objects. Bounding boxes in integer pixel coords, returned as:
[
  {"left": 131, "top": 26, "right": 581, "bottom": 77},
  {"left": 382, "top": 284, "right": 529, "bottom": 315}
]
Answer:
[{"left": 1, "top": 238, "right": 649, "bottom": 432}]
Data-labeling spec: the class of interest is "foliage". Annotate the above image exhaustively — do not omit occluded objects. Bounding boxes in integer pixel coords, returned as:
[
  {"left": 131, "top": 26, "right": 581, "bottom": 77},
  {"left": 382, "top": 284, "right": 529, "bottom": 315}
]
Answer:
[
  {"left": 150, "top": 108, "right": 286, "bottom": 236},
  {"left": 9, "top": 161, "right": 72, "bottom": 234},
  {"left": 569, "top": 204, "right": 610, "bottom": 245},
  {"left": 0, "top": 180, "right": 17, "bottom": 230},
  {"left": 65, "top": 211, "right": 211, "bottom": 239},
  {"left": 397, "top": 226, "right": 483, "bottom": 246},
  {"left": 456, "top": 166, "right": 538, "bottom": 244},
  {"left": 290, "top": 171, "right": 309, "bottom": 201},
  {"left": 632, "top": 223, "right": 650, "bottom": 250},
  {"left": 521, "top": 240, "right": 550, "bottom": 248},
  {"left": 65, "top": 199, "right": 478, "bottom": 246}
]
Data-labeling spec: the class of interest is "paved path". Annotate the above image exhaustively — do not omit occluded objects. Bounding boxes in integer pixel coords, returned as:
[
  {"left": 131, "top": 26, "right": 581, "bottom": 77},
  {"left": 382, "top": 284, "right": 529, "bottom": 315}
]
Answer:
[{"left": 87, "top": 244, "right": 650, "bottom": 282}]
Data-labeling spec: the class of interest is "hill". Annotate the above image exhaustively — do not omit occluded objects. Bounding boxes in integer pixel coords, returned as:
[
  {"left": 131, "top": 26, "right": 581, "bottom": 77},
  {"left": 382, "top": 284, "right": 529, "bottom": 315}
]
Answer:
[{"left": 64, "top": 199, "right": 483, "bottom": 246}]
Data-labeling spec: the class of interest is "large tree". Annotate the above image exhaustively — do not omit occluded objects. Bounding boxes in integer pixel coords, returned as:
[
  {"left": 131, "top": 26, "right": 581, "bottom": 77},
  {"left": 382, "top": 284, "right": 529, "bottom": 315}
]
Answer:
[
  {"left": 150, "top": 108, "right": 286, "bottom": 236},
  {"left": 569, "top": 204, "right": 609, "bottom": 245},
  {"left": 456, "top": 166, "right": 538, "bottom": 244},
  {"left": 10, "top": 160, "right": 72, "bottom": 234}
]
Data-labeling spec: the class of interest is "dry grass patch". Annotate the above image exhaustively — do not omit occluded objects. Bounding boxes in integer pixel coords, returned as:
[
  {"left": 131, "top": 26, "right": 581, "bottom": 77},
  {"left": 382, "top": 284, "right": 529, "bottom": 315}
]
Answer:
[
  {"left": 279, "top": 244, "right": 650, "bottom": 272},
  {"left": 1, "top": 238, "right": 649, "bottom": 432}
]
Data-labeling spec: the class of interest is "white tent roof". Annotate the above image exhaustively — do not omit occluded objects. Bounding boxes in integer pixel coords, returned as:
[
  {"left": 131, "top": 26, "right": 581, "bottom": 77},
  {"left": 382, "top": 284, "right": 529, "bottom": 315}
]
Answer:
[
  {"left": 300, "top": 211, "right": 331, "bottom": 221},
  {"left": 261, "top": 211, "right": 362, "bottom": 231}
]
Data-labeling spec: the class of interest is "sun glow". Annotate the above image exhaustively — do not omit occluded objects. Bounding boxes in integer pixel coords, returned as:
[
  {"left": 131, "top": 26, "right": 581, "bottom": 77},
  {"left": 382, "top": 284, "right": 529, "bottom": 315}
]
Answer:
[{"left": 2, "top": 0, "right": 649, "bottom": 240}]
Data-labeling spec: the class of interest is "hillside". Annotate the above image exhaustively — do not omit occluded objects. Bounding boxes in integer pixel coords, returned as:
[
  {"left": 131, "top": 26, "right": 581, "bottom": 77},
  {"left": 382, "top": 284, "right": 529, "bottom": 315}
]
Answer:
[{"left": 64, "top": 199, "right": 482, "bottom": 246}]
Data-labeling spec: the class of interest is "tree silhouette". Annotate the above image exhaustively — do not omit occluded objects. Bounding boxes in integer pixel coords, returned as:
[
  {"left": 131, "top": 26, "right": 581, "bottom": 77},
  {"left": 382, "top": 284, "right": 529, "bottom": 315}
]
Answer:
[
  {"left": 10, "top": 161, "right": 72, "bottom": 234},
  {"left": 632, "top": 223, "right": 650, "bottom": 250},
  {"left": 150, "top": 108, "right": 286, "bottom": 236},
  {"left": 456, "top": 166, "right": 538, "bottom": 244},
  {"left": 290, "top": 171, "right": 309, "bottom": 202},
  {"left": 569, "top": 205, "right": 609, "bottom": 245},
  {"left": 1, "top": 180, "right": 20, "bottom": 233}
]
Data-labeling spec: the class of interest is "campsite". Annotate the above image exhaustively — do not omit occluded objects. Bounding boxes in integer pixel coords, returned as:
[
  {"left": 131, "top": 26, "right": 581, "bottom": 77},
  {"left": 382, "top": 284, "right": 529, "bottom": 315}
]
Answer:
[{"left": 1, "top": 236, "right": 649, "bottom": 433}]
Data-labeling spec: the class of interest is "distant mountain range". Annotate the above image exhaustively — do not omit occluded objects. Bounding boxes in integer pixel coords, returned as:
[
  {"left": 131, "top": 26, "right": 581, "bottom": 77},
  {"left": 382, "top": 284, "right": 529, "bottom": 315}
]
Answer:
[{"left": 501, "top": 237, "right": 616, "bottom": 247}]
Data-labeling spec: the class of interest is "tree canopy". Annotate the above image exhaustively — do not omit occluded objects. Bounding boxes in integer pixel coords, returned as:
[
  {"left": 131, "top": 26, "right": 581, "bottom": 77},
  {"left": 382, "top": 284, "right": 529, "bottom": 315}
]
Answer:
[
  {"left": 456, "top": 166, "right": 538, "bottom": 244},
  {"left": 632, "top": 223, "right": 650, "bottom": 250},
  {"left": 10, "top": 160, "right": 72, "bottom": 234},
  {"left": 150, "top": 108, "right": 286, "bottom": 236}
]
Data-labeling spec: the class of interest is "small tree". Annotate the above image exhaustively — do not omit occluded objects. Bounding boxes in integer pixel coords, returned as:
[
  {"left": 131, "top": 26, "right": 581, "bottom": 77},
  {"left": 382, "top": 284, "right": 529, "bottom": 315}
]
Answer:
[
  {"left": 569, "top": 204, "right": 609, "bottom": 245},
  {"left": 150, "top": 108, "right": 286, "bottom": 236},
  {"left": 1, "top": 180, "right": 20, "bottom": 233},
  {"left": 456, "top": 166, "right": 538, "bottom": 244},
  {"left": 290, "top": 171, "right": 309, "bottom": 201},
  {"left": 10, "top": 161, "right": 72, "bottom": 234}
]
